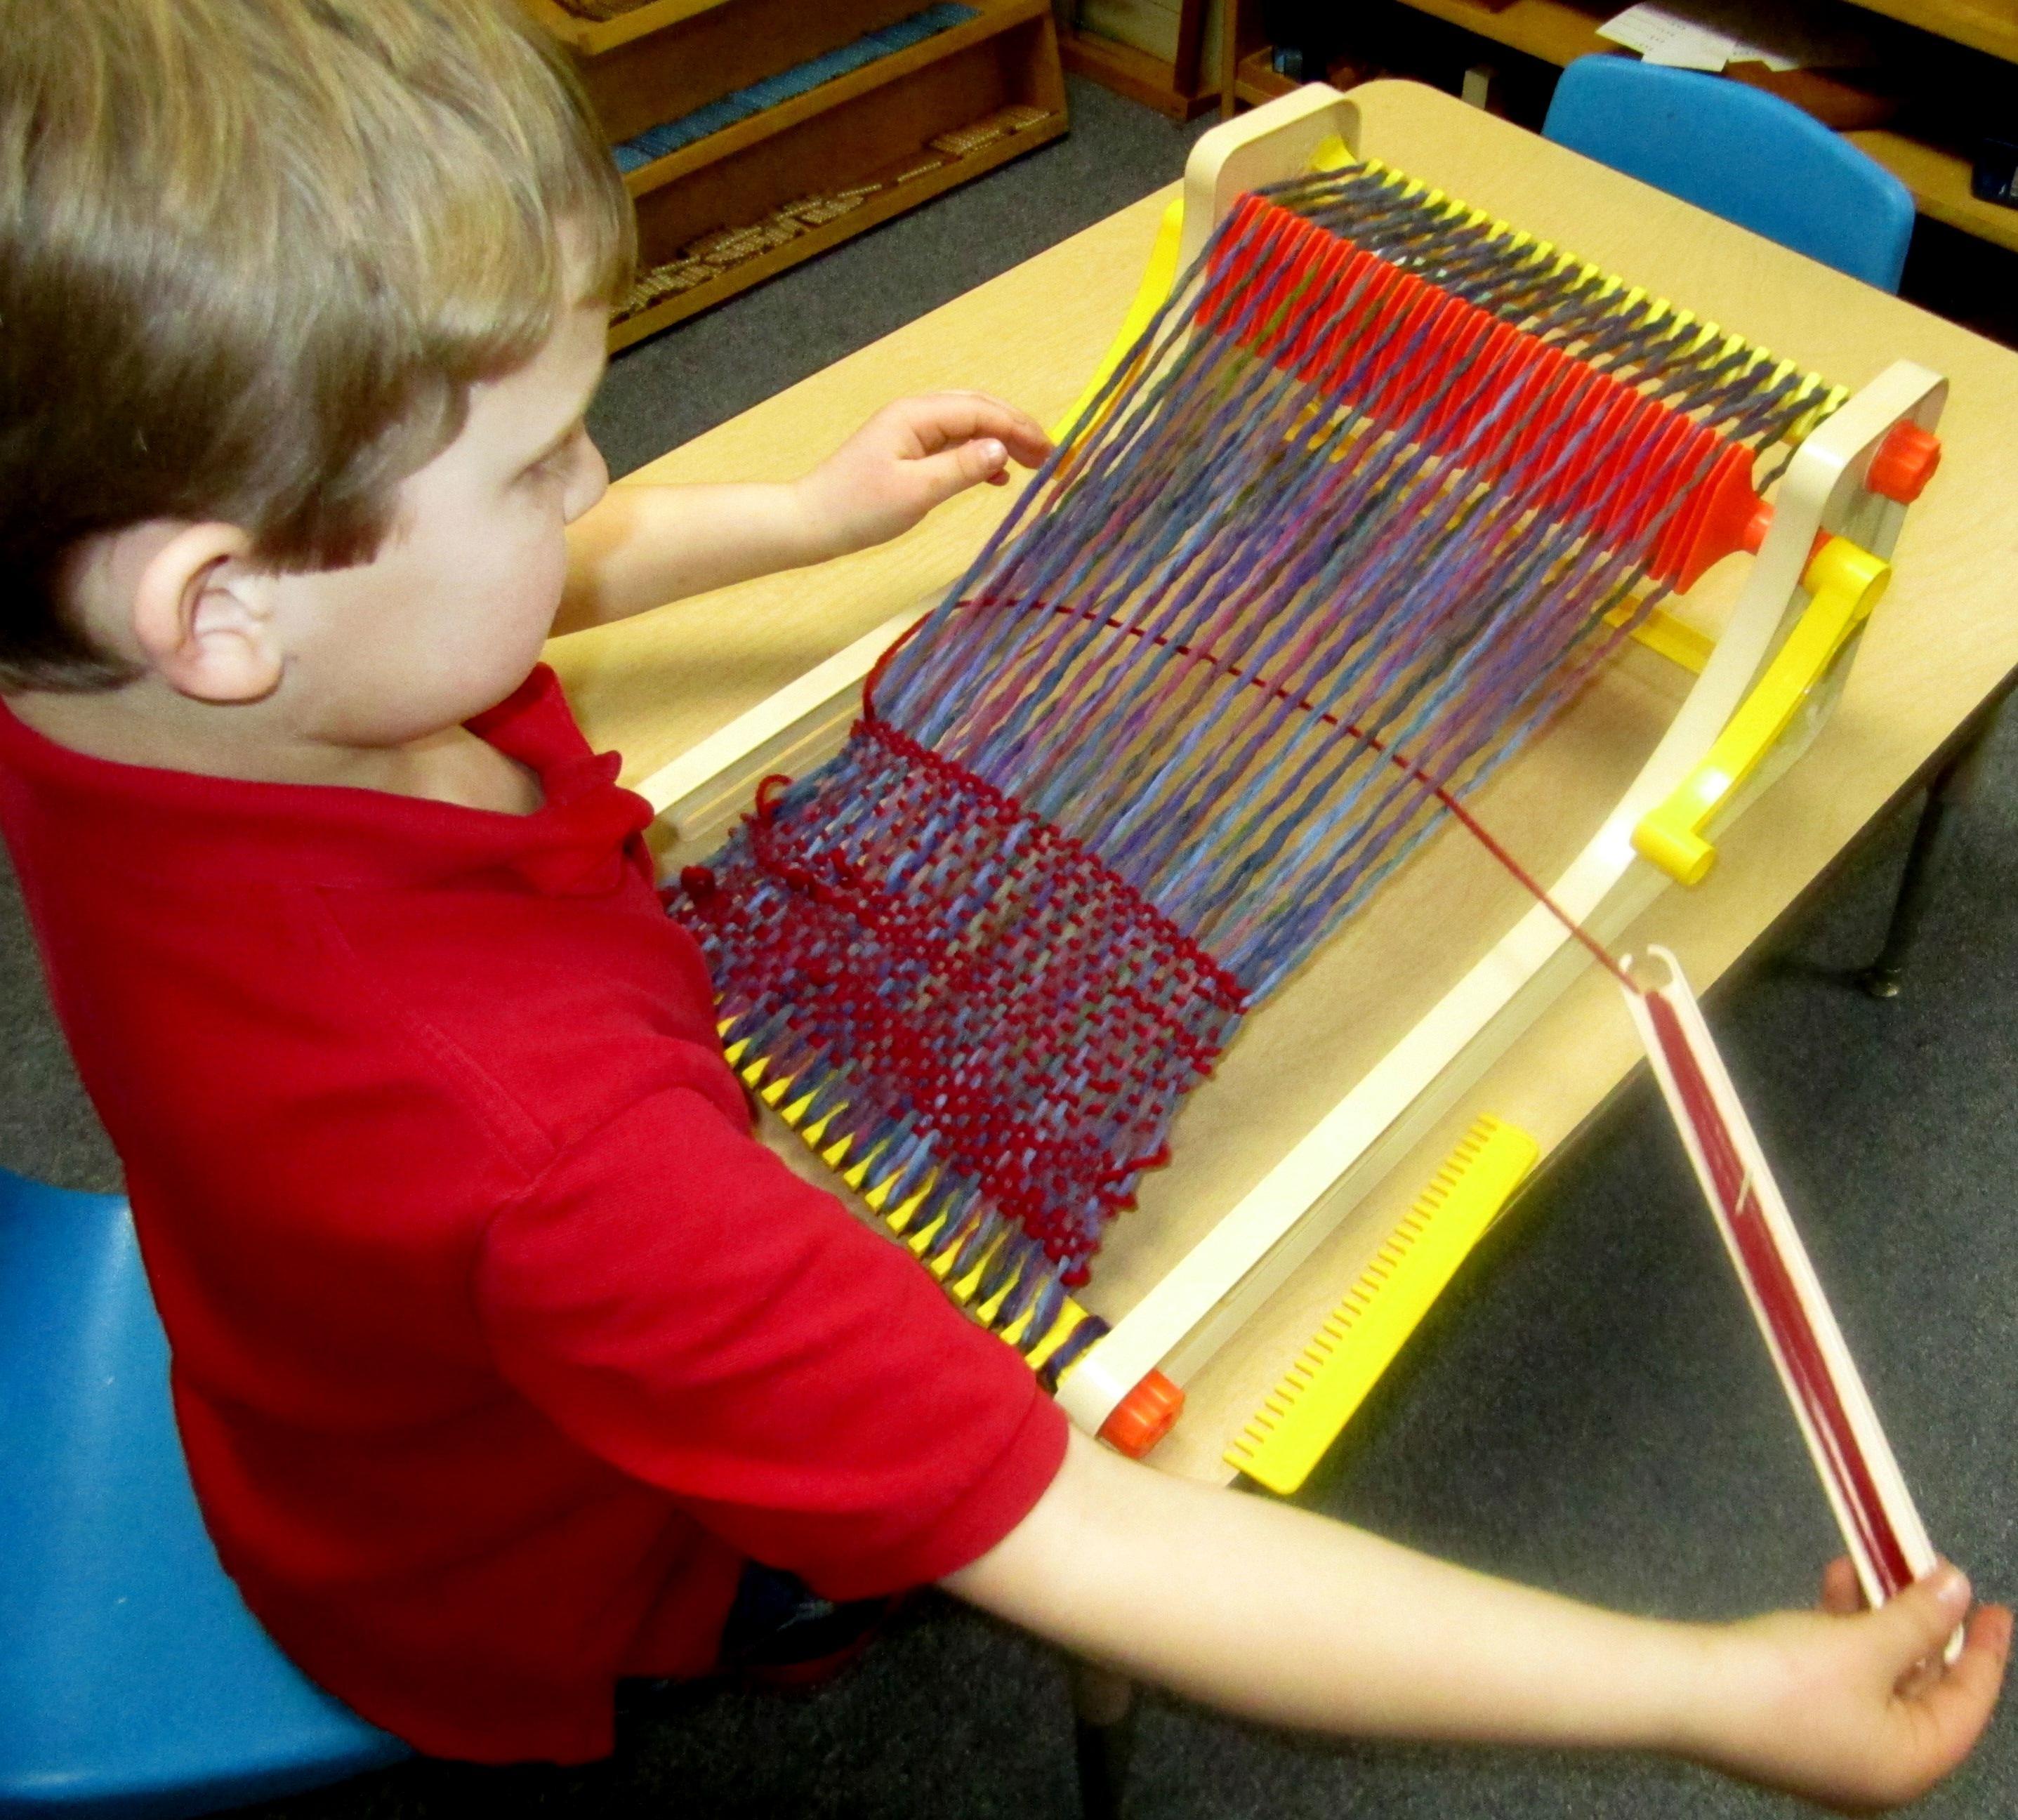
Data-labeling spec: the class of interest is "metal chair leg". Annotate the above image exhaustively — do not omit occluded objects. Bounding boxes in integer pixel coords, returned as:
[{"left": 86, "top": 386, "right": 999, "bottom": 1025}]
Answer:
[
  {"left": 1070, "top": 1661, "right": 1137, "bottom": 1820},
  {"left": 1861, "top": 706, "right": 1998, "bottom": 998}
]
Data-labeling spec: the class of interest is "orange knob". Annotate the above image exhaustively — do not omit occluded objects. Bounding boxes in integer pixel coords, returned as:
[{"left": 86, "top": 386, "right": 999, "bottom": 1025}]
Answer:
[
  {"left": 1097, "top": 1369, "right": 1185, "bottom": 1458},
  {"left": 1866, "top": 421, "right": 1940, "bottom": 505},
  {"left": 1739, "top": 508, "right": 1845, "bottom": 576},
  {"left": 1740, "top": 497, "right": 1776, "bottom": 555}
]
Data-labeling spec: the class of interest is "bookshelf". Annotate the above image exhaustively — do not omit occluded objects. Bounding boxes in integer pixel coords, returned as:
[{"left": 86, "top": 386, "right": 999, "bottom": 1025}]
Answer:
[
  {"left": 528, "top": 0, "right": 1069, "bottom": 350},
  {"left": 1845, "top": 0, "right": 2018, "bottom": 66},
  {"left": 1057, "top": 0, "right": 1219, "bottom": 121}
]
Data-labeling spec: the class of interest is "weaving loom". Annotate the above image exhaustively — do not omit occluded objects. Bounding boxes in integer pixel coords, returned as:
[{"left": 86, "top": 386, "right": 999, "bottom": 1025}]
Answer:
[{"left": 640, "top": 87, "right": 1946, "bottom": 1460}]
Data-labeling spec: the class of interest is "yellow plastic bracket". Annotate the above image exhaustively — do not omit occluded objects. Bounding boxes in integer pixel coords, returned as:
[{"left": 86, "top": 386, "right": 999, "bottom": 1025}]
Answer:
[
  {"left": 1606, "top": 602, "right": 1712, "bottom": 675},
  {"left": 1052, "top": 194, "right": 1186, "bottom": 445},
  {"left": 1310, "top": 132, "right": 1354, "bottom": 174},
  {"left": 1633, "top": 536, "right": 1891, "bottom": 885},
  {"left": 1223, "top": 1116, "right": 1540, "bottom": 1496}
]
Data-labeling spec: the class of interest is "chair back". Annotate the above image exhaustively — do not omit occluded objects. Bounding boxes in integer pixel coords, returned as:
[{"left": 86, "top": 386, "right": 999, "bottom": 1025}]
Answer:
[
  {"left": 0, "top": 1169, "right": 407, "bottom": 1819},
  {"left": 1543, "top": 57, "right": 1915, "bottom": 291}
]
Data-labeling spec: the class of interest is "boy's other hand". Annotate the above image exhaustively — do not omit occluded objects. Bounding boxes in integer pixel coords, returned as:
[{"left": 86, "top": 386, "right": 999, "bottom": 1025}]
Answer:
[
  {"left": 1687, "top": 1559, "right": 2009, "bottom": 1811},
  {"left": 795, "top": 393, "right": 1052, "bottom": 557}
]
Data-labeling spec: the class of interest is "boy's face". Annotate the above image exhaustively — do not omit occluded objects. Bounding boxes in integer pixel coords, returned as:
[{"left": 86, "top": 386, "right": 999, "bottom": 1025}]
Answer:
[{"left": 277, "top": 296, "right": 611, "bottom": 747}]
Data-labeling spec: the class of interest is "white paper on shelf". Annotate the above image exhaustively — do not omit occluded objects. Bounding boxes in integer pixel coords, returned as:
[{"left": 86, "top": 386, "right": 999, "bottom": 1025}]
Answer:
[
  {"left": 1597, "top": 4, "right": 1736, "bottom": 70},
  {"left": 1599, "top": 0, "right": 1880, "bottom": 72}
]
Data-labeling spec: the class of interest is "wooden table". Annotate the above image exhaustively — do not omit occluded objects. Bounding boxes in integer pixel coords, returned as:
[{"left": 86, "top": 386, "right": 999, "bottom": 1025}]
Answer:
[{"left": 548, "top": 79, "right": 2018, "bottom": 1491}]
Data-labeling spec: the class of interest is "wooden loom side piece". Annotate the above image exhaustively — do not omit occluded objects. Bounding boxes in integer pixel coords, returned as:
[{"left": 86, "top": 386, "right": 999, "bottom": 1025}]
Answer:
[
  {"left": 1056, "top": 359, "right": 1947, "bottom": 1434},
  {"left": 1175, "top": 84, "right": 1364, "bottom": 272}
]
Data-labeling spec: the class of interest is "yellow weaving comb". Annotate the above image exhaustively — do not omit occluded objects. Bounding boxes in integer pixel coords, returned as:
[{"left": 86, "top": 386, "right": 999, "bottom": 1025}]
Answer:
[{"left": 1225, "top": 1115, "right": 1540, "bottom": 1495}]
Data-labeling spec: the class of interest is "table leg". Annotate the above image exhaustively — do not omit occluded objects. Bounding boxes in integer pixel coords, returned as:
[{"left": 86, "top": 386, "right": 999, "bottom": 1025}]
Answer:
[
  {"left": 1070, "top": 1661, "right": 1137, "bottom": 1820},
  {"left": 1860, "top": 705, "right": 2000, "bottom": 998}
]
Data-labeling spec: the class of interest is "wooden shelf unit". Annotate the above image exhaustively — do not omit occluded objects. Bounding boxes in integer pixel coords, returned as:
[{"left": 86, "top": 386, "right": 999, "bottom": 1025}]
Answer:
[
  {"left": 616, "top": 1, "right": 1052, "bottom": 199},
  {"left": 529, "top": 0, "right": 1069, "bottom": 349},
  {"left": 1057, "top": 1, "right": 1218, "bottom": 121},
  {"left": 524, "top": 0, "right": 739, "bottom": 64},
  {"left": 609, "top": 104, "right": 1065, "bottom": 351},
  {"left": 1845, "top": 0, "right": 2018, "bottom": 66},
  {"left": 1215, "top": 0, "right": 2018, "bottom": 258},
  {"left": 1230, "top": 47, "right": 1297, "bottom": 110},
  {"left": 1851, "top": 125, "right": 2018, "bottom": 252}
]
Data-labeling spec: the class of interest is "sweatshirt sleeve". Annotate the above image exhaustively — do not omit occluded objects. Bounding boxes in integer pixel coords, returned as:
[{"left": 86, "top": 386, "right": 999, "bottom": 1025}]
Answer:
[{"left": 473, "top": 1086, "right": 1067, "bottom": 1600}]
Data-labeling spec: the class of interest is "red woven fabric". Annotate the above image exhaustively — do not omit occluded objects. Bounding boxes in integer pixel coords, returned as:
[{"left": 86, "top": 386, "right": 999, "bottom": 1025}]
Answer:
[{"left": 676, "top": 717, "right": 1246, "bottom": 1284}]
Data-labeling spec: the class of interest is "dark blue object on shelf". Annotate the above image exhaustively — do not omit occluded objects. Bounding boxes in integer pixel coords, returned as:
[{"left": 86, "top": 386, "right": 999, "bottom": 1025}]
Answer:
[
  {"left": 1544, "top": 56, "right": 1916, "bottom": 291},
  {"left": 1973, "top": 136, "right": 2018, "bottom": 209},
  {"left": 614, "top": 3, "right": 979, "bottom": 175},
  {"left": 0, "top": 1169, "right": 409, "bottom": 1819}
]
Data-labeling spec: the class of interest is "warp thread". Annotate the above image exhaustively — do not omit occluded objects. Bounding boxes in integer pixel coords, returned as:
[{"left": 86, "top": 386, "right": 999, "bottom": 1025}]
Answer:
[{"left": 673, "top": 164, "right": 1824, "bottom": 1352}]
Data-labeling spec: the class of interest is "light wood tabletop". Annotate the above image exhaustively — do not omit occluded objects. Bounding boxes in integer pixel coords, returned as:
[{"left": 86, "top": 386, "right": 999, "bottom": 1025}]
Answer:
[{"left": 547, "top": 79, "right": 2018, "bottom": 1487}]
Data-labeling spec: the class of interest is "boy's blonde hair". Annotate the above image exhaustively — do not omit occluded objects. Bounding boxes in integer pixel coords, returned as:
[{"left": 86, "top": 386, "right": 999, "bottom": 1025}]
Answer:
[{"left": 0, "top": 0, "right": 633, "bottom": 691}]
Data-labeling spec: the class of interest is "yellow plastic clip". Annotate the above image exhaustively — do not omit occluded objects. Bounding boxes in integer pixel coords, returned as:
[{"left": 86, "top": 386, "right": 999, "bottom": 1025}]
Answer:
[{"left": 1633, "top": 536, "right": 1891, "bottom": 885}]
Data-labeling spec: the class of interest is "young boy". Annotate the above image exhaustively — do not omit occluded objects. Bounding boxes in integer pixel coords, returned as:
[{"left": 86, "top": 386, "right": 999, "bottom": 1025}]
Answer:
[{"left": 0, "top": 0, "right": 2004, "bottom": 1804}]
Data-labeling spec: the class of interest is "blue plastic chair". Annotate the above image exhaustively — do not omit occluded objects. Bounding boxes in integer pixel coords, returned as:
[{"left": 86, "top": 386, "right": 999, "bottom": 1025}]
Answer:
[
  {"left": 1543, "top": 57, "right": 1915, "bottom": 291},
  {"left": 0, "top": 1169, "right": 409, "bottom": 1819}
]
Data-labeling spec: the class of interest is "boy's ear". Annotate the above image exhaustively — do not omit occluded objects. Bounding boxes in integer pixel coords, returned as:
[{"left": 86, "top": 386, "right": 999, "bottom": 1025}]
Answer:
[{"left": 129, "top": 523, "right": 283, "bottom": 704}]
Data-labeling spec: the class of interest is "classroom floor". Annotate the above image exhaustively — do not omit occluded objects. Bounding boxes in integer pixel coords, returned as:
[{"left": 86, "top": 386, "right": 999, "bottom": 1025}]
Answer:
[{"left": 4, "top": 73, "right": 2013, "bottom": 1820}]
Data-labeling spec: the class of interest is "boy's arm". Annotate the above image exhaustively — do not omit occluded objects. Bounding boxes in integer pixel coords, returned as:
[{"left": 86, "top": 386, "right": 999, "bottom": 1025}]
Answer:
[
  {"left": 946, "top": 1430, "right": 2010, "bottom": 1810},
  {"left": 554, "top": 393, "right": 1050, "bottom": 635}
]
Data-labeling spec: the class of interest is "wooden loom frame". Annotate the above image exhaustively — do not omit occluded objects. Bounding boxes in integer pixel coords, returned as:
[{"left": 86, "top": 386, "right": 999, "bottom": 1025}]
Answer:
[{"left": 635, "top": 84, "right": 1946, "bottom": 1444}]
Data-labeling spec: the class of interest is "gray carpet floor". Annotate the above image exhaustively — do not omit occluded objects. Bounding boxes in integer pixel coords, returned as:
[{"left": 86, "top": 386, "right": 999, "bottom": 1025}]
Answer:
[{"left": 4, "top": 74, "right": 2012, "bottom": 1820}]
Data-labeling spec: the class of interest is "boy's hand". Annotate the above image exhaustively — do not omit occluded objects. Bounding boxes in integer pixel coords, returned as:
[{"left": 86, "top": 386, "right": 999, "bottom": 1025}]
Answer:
[
  {"left": 951, "top": 1437, "right": 2005, "bottom": 1808},
  {"left": 793, "top": 393, "right": 1052, "bottom": 558},
  {"left": 1687, "top": 1560, "right": 2009, "bottom": 1810}
]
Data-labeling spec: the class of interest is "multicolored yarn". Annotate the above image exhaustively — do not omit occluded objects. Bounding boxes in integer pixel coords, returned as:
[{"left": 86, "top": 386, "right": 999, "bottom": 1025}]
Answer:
[{"left": 672, "top": 161, "right": 1831, "bottom": 1362}]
